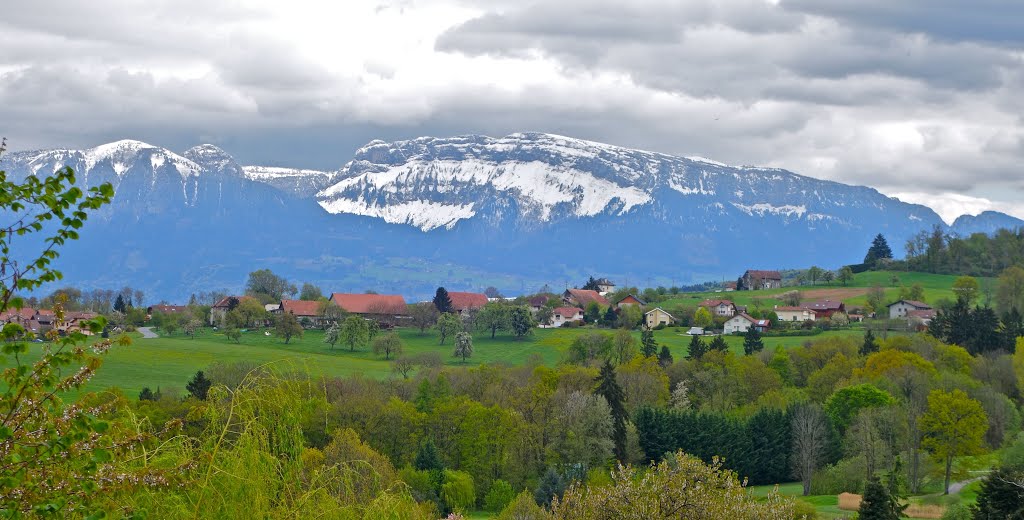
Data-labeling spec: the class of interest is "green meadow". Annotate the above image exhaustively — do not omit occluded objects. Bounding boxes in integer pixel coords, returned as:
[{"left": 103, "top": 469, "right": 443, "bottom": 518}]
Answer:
[
  {"left": 8, "top": 325, "right": 869, "bottom": 396},
  {"left": 659, "top": 270, "right": 983, "bottom": 311}
]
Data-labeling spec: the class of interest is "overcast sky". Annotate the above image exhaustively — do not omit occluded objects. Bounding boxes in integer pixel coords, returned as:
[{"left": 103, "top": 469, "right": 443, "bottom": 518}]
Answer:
[{"left": 2, "top": 0, "right": 1022, "bottom": 222}]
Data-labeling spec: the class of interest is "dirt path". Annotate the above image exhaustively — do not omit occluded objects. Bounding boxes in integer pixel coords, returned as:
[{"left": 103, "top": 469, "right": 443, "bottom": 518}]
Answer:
[
  {"left": 948, "top": 477, "right": 982, "bottom": 494},
  {"left": 138, "top": 326, "right": 158, "bottom": 339}
]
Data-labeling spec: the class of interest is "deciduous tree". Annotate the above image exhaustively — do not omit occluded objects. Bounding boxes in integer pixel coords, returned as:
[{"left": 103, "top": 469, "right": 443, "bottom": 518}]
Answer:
[
  {"left": 476, "top": 302, "right": 510, "bottom": 338},
  {"left": 453, "top": 332, "right": 473, "bottom": 362},
  {"left": 245, "top": 268, "right": 297, "bottom": 303},
  {"left": 508, "top": 305, "right": 536, "bottom": 339},
  {"left": 921, "top": 388, "right": 988, "bottom": 494},
  {"left": 274, "top": 311, "right": 303, "bottom": 344},
  {"left": 340, "top": 315, "right": 370, "bottom": 351},
  {"left": 791, "top": 403, "right": 828, "bottom": 496},
  {"left": 436, "top": 312, "right": 463, "bottom": 345},
  {"left": 409, "top": 302, "right": 440, "bottom": 333},
  {"left": 372, "top": 332, "right": 404, "bottom": 360}
]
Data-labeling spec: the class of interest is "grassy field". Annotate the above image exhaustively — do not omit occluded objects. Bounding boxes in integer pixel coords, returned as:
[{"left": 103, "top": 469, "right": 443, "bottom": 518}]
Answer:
[
  {"left": 4, "top": 324, "right": 868, "bottom": 397},
  {"left": 659, "top": 270, "right": 983, "bottom": 312},
  {"left": 748, "top": 479, "right": 982, "bottom": 519}
]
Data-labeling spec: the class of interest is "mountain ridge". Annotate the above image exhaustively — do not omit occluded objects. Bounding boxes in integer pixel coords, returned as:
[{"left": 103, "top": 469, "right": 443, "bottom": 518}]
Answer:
[{"left": 1, "top": 132, "right": 1021, "bottom": 301}]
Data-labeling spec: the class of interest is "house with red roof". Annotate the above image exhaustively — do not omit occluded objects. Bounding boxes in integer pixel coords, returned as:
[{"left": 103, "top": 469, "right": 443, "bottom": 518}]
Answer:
[
  {"left": 279, "top": 299, "right": 324, "bottom": 328},
  {"left": 615, "top": 294, "right": 646, "bottom": 309},
  {"left": 447, "top": 291, "right": 489, "bottom": 317},
  {"left": 699, "top": 299, "right": 737, "bottom": 317},
  {"left": 804, "top": 299, "right": 846, "bottom": 318},
  {"left": 550, "top": 307, "right": 584, "bottom": 327},
  {"left": 741, "top": 270, "right": 782, "bottom": 290},
  {"left": 147, "top": 304, "right": 189, "bottom": 317},
  {"left": 563, "top": 288, "right": 609, "bottom": 309},
  {"left": 328, "top": 293, "right": 407, "bottom": 318}
]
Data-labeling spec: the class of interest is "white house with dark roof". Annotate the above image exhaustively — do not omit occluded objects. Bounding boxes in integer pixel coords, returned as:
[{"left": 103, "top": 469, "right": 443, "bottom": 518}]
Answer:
[{"left": 888, "top": 300, "right": 932, "bottom": 320}]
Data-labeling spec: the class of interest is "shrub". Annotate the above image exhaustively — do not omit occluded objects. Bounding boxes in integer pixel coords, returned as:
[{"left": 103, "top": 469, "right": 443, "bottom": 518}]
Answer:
[
  {"left": 484, "top": 479, "right": 516, "bottom": 512},
  {"left": 498, "top": 491, "right": 551, "bottom": 520}
]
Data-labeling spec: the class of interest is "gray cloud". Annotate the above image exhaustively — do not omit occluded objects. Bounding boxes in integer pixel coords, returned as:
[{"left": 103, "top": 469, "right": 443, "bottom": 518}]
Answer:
[{"left": 0, "top": 0, "right": 1022, "bottom": 218}]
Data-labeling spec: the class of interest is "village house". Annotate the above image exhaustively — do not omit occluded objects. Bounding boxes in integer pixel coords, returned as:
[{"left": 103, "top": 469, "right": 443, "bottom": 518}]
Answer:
[
  {"left": 615, "top": 294, "right": 646, "bottom": 309},
  {"left": 447, "top": 291, "right": 489, "bottom": 317},
  {"left": 279, "top": 299, "right": 323, "bottom": 328},
  {"left": 595, "top": 278, "right": 616, "bottom": 295},
  {"left": 804, "top": 299, "right": 846, "bottom": 318},
  {"left": 741, "top": 270, "right": 783, "bottom": 290},
  {"left": 209, "top": 295, "right": 256, "bottom": 326},
  {"left": 723, "top": 281, "right": 737, "bottom": 292},
  {"left": 644, "top": 307, "right": 675, "bottom": 328},
  {"left": 528, "top": 295, "right": 549, "bottom": 315},
  {"left": 699, "top": 299, "right": 737, "bottom": 317},
  {"left": 550, "top": 306, "right": 584, "bottom": 327},
  {"left": 563, "top": 288, "right": 610, "bottom": 309},
  {"left": 328, "top": 293, "right": 407, "bottom": 320},
  {"left": 888, "top": 300, "right": 932, "bottom": 320},
  {"left": 56, "top": 311, "right": 100, "bottom": 336},
  {"left": 147, "top": 304, "right": 189, "bottom": 317},
  {"left": 774, "top": 306, "right": 818, "bottom": 322},
  {"left": 724, "top": 313, "right": 771, "bottom": 334}
]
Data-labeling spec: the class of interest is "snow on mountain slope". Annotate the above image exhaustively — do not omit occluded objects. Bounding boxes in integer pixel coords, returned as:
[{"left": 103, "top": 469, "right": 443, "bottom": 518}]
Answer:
[
  {"left": 315, "top": 132, "right": 936, "bottom": 232},
  {"left": 241, "top": 165, "right": 336, "bottom": 196}
]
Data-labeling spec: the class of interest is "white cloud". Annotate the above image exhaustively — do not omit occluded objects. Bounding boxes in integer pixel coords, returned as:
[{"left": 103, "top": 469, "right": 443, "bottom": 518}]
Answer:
[
  {"left": 888, "top": 191, "right": 1024, "bottom": 225},
  {"left": 0, "top": 0, "right": 1022, "bottom": 220}
]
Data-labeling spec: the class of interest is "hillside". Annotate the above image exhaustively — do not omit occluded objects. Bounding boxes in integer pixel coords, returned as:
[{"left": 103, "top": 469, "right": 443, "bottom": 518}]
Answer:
[{"left": 1, "top": 134, "right": 1018, "bottom": 301}]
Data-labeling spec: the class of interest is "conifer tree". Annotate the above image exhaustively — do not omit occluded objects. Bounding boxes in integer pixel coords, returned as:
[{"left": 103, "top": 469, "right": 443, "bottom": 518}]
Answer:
[
  {"left": 433, "top": 287, "right": 453, "bottom": 314},
  {"left": 594, "top": 360, "right": 628, "bottom": 462},
  {"left": 973, "top": 466, "right": 1024, "bottom": 518},
  {"left": 864, "top": 233, "right": 893, "bottom": 267},
  {"left": 113, "top": 294, "right": 127, "bottom": 313},
  {"left": 414, "top": 438, "right": 444, "bottom": 472},
  {"left": 860, "top": 329, "right": 878, "bottom": 356},
  {"left": 640, "top": 328, "right": 658, "bottom": 357},
  {"left": 534, "top": 467, "right": 566, "bottom": 508},
  {"left": 743, "top": 326, "right": 764, "bottom": 355},
  {"left": 858, "top": 476, "right": 902, "bottom": 520},
  {"left": 658, "top": 345, "right": 674, "bottom": 367},
  {"left": 138, "top": 387, "right": 155, "bottom": 401},
  {"left": 186, "top": 370, "right": 212, "bottom": 400},
  {"left": 687, "top": 334, "right": 706, "bottom": 360},
  {"left": 709, "top": 335, "right": 729, "bottom": 352}
]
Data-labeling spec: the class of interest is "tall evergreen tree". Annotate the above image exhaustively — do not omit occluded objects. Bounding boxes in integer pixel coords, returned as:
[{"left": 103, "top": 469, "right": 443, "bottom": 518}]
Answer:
[
  {"left": 864, "top": 233, "right": 894, "bottom": 267},
  {"left": 113, "top": 294, "right": 127, "bottom": 313},
  {"left": 858, "top": 476, "right": 903, "bottom": 520},
  {"left": 414, "top": 438, "right": 444, "bottom": 472},
  {"left": 708, "top": 335, "right": 729, "bottom": 352},
  {"left": 534, "top": 467, "right": 567, "bottom": 508},
  {"left": 640, "top": 328, "right": 658, "bottom": 357},
  {"left": 1001, "top": 308, "right": 1024, "bottom": 350},
  {"left": 743, "top": 326, "right": 764, "bottom": 355},
  {"left": 860, "top": 329, "right": 878, "bottom": 356},
  {"left": 186, "top": 370, "right": 212, "bottom": 400},
  {"left": 594, "top": 360, "right": 628, "bottom": 462},
  {"left": 433, "top": 287, "right": 453, "bottom": 314},
  {"left": 973, "top": 466, "right": 1024, "bottom": 519},
  {"left": 687, "top": 334, "right": 706, "bottom": 360},
  {"left": 658, "top": 345, "right": 674, "bottom": 367}
]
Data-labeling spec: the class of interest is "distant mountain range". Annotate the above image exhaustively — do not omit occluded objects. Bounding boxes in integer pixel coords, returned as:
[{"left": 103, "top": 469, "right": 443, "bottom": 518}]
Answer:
[{"left": 2, "top": 133, "right": 1021, "bottom": 302}]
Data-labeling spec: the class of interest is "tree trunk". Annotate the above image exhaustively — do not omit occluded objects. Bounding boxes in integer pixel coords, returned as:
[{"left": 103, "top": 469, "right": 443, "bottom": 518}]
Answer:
[
  {"left": 943, "top": 455, "right": 952, "bottom": 495},
  {"left": 802, "top": 476, "right": 811, "bottom": 496},
  {"left": 909, "top": 449, "right": 920, "bottom": 493}
]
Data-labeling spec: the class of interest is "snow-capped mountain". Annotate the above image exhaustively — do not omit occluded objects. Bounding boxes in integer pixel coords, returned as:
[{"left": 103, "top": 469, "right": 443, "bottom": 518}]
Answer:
[
  {"left": 315, "top": 132, "right": 941, "bottom": 234},
  {"left": 0, "top": 132, "right": 1018, "bottom": 301},
  {"left": 241, "top": 165, "right": 337, "bottom": 197}
]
